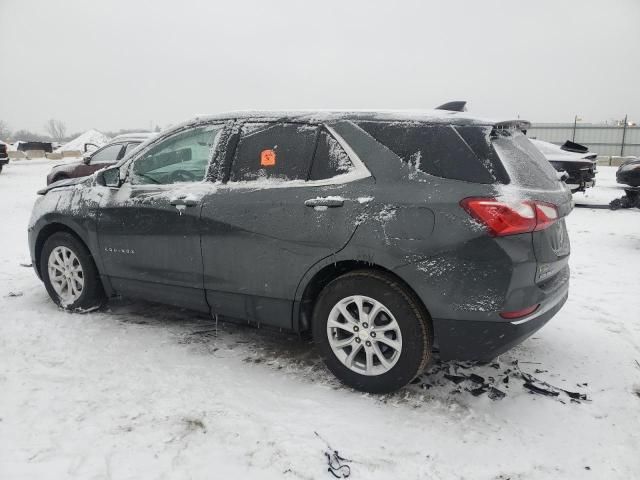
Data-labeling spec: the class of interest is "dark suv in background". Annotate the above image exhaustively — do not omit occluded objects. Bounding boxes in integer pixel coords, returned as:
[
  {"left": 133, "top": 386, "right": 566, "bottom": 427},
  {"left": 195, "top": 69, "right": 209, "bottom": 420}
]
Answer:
[
  {"left": 29, "top": 111, "right": 571, "bottom": 393},
  {"left": 46, "top": 133, "right": 154, "bottom": 185},
  {"left": 0, "top": 141, "right": 8, "bottom": 173}
]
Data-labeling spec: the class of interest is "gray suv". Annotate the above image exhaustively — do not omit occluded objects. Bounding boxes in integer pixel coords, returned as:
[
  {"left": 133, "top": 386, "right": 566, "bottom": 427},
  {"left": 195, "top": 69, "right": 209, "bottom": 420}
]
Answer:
[{"left": 28, "top": 111, "right": 571, "bottom": 393}]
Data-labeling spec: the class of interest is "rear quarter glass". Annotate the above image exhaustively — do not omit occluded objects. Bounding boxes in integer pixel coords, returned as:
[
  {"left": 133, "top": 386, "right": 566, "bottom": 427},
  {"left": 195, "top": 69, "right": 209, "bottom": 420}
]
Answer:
[
  {"left": 356, "top": 121, "right": 507, "bottom": 184},
  {"left": 492, "top": 131, "right": 559, "bottom": 190}
]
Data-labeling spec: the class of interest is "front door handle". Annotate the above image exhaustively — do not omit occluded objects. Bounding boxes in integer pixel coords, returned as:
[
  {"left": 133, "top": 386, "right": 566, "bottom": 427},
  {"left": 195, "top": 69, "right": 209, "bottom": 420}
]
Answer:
[
  {"left": 170, "top": 198, "right": 198, "bottom": 207},
  {"left": 305, "top": 197, "right": 344, "bottom": 208}
]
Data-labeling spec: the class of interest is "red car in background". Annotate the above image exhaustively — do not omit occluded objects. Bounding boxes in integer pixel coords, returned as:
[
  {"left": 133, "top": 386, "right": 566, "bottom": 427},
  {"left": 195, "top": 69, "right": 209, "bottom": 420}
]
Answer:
[{"left": 46, "top": 133, "right": 154, "bottom": 185}]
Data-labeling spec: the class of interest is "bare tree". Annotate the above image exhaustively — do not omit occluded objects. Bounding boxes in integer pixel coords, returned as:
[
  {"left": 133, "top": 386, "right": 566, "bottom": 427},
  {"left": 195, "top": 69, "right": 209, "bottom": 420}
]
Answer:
[
  {"left": 45, "top": 119, "right": 67, "bottom": 141},
  {"left": 0, "top": 120, "right": 11, "bottom": 141}
]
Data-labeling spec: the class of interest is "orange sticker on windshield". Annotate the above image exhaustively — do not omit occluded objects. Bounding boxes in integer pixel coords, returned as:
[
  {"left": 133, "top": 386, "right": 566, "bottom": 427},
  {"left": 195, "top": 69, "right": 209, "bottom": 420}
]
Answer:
[{"left": 261, "top": 149, "right": 276, "bottom": 166}]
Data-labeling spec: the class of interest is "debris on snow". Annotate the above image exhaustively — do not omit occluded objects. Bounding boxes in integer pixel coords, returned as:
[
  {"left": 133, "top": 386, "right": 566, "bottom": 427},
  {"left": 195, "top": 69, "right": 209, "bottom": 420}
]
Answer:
[
  {"left": 523, "top": 382, "right": 560, "bottom": 397},
  {"left": 609, "top": 188, "right": 640, "bottom": 210},
  {"left": 415, "top": 359, "right": 590, "bottom": 403},
  {"left": 315, "top": 431, "right": 352, "bottom": 479}
]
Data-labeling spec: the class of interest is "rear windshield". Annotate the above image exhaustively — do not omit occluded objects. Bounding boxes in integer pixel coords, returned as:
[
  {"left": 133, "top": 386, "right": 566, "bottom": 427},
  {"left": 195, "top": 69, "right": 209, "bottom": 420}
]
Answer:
[
  {"left": 357, "top": 121, "right": 508, "bottom": 184},
  {"left": 492, "top": 130, "right": 560, "bottom": 189},
  {"left": 358, "top": 121, "right": 560, "bottom": 188}
]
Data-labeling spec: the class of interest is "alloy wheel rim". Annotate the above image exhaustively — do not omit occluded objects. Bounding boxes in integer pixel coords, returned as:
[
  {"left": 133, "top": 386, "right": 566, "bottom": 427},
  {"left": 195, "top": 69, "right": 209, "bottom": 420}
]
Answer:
[
  {"left": 48, "top": 246, "right": 84, "bottom": 304},
  {"left": 326, "top": 295, "right": 403, "bottom": 376}
]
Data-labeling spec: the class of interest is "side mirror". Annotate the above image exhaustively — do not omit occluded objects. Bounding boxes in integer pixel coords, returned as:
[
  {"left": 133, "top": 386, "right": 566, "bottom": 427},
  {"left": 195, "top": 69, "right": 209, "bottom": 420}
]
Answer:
[
  {"left": 82, "top": 155, "right": 91, "bottom": 165},
  {"left": 97, "top": 166, "right": 121, "bottom": 187}
]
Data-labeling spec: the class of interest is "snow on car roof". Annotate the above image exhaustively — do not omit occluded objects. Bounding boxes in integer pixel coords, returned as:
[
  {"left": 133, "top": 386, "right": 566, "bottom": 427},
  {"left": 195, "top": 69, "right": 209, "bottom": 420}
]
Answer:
[
  {"left": 111, "top": 132, "right": 157, "bottom": 142},
  {"left": 185, "top": 110, "right": 529, "bottom": 128}
]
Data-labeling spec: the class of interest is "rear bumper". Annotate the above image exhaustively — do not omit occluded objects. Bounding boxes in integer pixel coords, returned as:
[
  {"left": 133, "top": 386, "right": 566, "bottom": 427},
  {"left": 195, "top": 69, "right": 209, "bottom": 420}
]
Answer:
[
  {"left": 433, "top": 283, "right": 568, "bottom": 361},
  {"left": 566, "top": 179, "right": 595, "bottom": 192},
  {"left": 551, "top": 161, "right": 596, "bottom": 191}
]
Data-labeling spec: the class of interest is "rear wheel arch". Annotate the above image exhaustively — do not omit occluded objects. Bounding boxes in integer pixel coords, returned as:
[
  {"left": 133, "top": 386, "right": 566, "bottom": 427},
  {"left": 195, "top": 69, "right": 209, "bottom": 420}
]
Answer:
[
  {"left": 308, "top": 265, "right": 434, "bottom": 392},
  {"left": 297, "top": 260, "right": 432, "bottom": 335}
]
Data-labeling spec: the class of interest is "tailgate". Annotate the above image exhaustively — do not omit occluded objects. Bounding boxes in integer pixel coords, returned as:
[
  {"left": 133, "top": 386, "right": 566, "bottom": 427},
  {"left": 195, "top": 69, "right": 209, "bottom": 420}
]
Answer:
[{"left": 532, "top": 217, "right": 570, "bottom": 283}]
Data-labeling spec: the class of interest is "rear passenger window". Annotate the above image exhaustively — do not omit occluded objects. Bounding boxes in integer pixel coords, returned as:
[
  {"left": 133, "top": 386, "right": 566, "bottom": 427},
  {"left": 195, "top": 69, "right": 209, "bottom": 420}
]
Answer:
[
  {"left": 309, "top": 130, "right": 354, "bottom": 180},
  {"left": 230, "top": 123, "right": 318, "bottom": 182},
  {"left": 357, "top": 122, "right": 501, "bottom": 184}
]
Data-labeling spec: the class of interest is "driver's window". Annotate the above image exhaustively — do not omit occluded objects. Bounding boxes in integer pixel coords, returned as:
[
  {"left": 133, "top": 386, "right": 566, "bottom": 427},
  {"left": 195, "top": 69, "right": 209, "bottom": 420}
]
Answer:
[{"left": 131, "top": 124, "right": 223, "bottom": 185}]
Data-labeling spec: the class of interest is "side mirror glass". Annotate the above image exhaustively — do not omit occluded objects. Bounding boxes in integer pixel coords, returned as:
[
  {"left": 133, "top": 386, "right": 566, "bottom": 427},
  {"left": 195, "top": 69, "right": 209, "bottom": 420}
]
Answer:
[{"left": 98, "top": 167, "right": 121, "bottom": 187}]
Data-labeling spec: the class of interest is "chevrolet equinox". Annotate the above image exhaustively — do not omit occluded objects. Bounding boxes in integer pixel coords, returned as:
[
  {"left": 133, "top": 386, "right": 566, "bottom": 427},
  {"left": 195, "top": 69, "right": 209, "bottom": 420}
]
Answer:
[{"left": 28, "top": 111, "right": 571, "bottom": 393}]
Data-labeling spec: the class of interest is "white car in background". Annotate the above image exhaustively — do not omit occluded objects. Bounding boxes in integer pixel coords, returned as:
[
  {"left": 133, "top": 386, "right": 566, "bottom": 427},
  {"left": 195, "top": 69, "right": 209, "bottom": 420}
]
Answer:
[{"left": 530, "top": 139, "right": 597, "bottom": 193}]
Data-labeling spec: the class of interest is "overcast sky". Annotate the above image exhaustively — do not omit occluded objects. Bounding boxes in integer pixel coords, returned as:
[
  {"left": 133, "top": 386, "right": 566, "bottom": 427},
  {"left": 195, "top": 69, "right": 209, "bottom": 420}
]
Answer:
[{"left": 1, "top": 0, "right": 639, "bottom": 134}]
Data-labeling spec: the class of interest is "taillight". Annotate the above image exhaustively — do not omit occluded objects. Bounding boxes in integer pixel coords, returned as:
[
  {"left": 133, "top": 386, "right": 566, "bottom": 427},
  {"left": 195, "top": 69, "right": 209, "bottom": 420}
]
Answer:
[
  {"left": 461, "top": 197, "right": 559, "bottom": 237},
  {"left": 533, "top": 202, "right": 558, "bottom": 231},
  {"left": 500, "top": 304, "right": 539, "bottom": 319}
]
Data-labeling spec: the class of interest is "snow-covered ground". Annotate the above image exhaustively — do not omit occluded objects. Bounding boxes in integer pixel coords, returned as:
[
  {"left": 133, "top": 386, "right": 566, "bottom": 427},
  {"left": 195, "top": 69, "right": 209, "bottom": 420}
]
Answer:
[{"left": 1, "top": 162, "right": 639, "bottom": 479}]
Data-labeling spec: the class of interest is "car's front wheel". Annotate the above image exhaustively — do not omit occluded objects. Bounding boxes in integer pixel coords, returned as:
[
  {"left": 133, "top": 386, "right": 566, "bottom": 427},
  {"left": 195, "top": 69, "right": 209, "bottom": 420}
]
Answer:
[
  {"left": 41, "top": 232, "right": 106, "bottom": 311},
  {"left": 312, "top": 270, "right": 432, "bottom": 393}
]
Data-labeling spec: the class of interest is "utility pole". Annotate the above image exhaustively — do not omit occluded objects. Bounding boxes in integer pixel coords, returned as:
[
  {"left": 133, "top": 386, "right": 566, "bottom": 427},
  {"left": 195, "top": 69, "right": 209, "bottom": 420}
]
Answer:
[
  {"left": 572, "top": 115, "right": 578, "bottom": 141},
  {"left": 620, "top": 114, "right": 628, "bottom": 156}
]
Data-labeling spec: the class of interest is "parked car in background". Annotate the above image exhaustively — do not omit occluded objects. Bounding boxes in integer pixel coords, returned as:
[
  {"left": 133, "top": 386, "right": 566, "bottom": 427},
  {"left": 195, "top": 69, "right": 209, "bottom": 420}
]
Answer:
[
  {"left": 29, "top": 111, "right": 571, "bottom": 393},
  {"left": 529, "top": 139, "right": 597, "bottom": 193},
  {"left": 616, "top": 157, "right": 640, "bottom": 187},
  {"left": 46, "top": 133, "right": 154, "bottom": 185},
  {"left": 0, "top": 141, "right": 8, "bottom": 173},
  {"left": 15, "top": 141, "right": 54, "bottom": 153}
]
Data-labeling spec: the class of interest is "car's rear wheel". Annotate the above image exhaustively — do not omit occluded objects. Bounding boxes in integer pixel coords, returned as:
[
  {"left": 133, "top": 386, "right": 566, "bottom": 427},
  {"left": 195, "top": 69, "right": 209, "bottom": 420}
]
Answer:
[
  {"left": 312, "top": 270, "right": 432, "bottom": 393},
  {"left": 41, "top": 232, "right": 106, "bottom": 311}
]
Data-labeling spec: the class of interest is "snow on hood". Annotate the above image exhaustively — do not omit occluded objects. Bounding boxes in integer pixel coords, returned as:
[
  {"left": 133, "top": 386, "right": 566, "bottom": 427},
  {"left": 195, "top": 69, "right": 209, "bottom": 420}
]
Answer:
[
  {"left": 56, "top": 130, "right": 110, "bottom": 153},
  {"left": 37, "top": 175, "right": 89, "bottom": 195}
]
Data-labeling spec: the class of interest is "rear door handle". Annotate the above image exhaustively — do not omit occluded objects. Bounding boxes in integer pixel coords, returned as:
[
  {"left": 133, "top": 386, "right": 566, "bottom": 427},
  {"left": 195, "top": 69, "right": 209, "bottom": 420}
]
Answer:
[
  {"left": 305, "top": 197, "right": 344, "bottom": 208},
  {"left": 170, "top": 198, "right": 198, "bottom": 207}
]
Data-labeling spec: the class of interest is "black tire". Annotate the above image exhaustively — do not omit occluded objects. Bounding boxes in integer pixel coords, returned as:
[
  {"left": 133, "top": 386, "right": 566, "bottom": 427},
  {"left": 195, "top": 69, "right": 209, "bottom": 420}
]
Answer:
[
  {"left": 312, "top": 270, "right": 432, "bottom": 393},
  {"left": 40, "top": 232, "right": 106, "bottom": 311}
]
